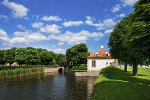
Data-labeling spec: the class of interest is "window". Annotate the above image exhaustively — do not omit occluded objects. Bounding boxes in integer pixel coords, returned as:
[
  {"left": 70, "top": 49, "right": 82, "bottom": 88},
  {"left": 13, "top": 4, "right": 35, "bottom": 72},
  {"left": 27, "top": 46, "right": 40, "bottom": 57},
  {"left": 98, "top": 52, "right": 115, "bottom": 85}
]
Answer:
[
  {"left": 96, "top": 54, "right": 99, "bottom": 57},
  {"left": 104, "top": 52, "right": 108, "bottom": 57},
  {"left": 95, "top": 52, "right": 99, "bottom": 57},
  {"left": 92, "top": 60, "right": 96, "bottom": 67}
]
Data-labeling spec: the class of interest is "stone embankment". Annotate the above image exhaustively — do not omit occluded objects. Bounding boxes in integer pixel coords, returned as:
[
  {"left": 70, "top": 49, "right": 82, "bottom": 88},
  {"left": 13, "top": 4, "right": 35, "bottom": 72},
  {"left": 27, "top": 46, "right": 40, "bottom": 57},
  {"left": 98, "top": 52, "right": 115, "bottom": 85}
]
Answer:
[
  {"left": 64, "top": 68, "right": 100, "bottom": 76},
  {"left": 43, "top": 67, "right": 64, "bottom": 73}
]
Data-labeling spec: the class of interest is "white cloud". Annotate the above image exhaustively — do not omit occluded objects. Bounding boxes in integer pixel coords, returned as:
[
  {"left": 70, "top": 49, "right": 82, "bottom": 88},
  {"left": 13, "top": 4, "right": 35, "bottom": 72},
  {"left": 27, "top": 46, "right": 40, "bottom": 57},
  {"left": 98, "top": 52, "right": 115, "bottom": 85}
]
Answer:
[
  {"left": 62, "top": 21, "right": 83, "bottom": 27},
  {"left": 1, "top": 0, "right": 29, "bottom": 18},
  {"left": 58, "top": 42, "right": 64, "bottom": 46},
  {"left": 53, "top": 48, "right": 66, "bottom": 54},
  {"left": 27, "top": 32, "right": 50, "bottom": 42},
  {"left": 85, "top": 16, "right": 116, "bottom": 30},
  {"left": 3, "top": 31, "right": 50, "bottom": 46},
  {"left": 0, "top": 28, "right": 9, "bottom": 42},
  {"left": 49, "top": 30, "right": 104, "bottom": 44},
  {"left": 23, "top": 17, "right": 29, "bottom": 20},
  {"left": 14, "top": 31, "right": 28, "bottom": 36},
  {"left": 16, "top": 24, "right": 26, "bottom": 30},
  {"left": 32, "top": 22, "right": 44, "bottom": 28},
  {"left": 0, "top": 15, "right": 8, "bottom": 19},
  {"left": 104, "top": 29, "right": 113, "bottom": 34},
  {"left": 51, "top": 45, "right": 56, "bottom": 47},
  {"left": 41, "top": 15, "right": 62, "bottom": 21},
  {"left": 116, "top": 13, "right": 125, "bottom": 17},
  {"left": 121, "top": 0, "right": 138, "bottom": 6},
  {"left": 112, "top": 4, "right": 121, "bottom": 13},
  {"left": 40, "top": 24, "right": 61, "bottom": 34}
]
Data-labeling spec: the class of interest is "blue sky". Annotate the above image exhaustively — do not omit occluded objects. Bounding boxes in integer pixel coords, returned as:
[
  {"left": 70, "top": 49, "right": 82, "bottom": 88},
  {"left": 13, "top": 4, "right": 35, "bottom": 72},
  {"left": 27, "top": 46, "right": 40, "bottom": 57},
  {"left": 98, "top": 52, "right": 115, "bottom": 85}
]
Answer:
[{"left": 0, "top": 0, "right": 138, "bottom": 54}]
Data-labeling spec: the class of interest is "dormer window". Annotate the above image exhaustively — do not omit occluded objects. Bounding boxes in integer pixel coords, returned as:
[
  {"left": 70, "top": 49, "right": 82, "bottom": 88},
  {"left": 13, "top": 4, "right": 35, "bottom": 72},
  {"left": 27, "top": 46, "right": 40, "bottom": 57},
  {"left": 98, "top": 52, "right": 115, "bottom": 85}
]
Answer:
[
  {"left": 95, "top": 52, "right": 99, "bottom": 57},
  {"left": 104, "top": 52, "right": 108, "bottom": 57}
]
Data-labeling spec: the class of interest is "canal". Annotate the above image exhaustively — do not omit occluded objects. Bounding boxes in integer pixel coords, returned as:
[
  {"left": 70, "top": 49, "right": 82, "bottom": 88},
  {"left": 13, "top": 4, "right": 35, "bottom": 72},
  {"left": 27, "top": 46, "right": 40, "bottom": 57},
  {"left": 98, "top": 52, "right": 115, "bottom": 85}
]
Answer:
[{"left": 0, "top": 72, "right": 97, "bottom": 100}]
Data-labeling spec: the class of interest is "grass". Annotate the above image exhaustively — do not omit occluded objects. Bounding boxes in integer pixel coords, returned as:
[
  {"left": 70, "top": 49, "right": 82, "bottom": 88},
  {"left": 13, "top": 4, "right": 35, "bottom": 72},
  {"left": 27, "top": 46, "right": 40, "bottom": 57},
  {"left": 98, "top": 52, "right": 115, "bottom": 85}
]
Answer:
[
  {"left": 0, "top": 67, "right": 43, "bottom": 78},
  {"left": 0, "top": 65, "right": 57, "bottom": 71},
  {"left": 90, "top": 66, "right": 150, "bottom": 100}
]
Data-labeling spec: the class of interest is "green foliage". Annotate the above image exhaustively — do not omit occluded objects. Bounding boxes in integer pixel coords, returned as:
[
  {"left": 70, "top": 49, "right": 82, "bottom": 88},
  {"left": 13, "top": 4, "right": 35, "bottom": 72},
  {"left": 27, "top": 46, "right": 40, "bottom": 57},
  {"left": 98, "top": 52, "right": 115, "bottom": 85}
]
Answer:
[
  {"left": 0, "top": 65, "right": 57, "bottom": 71},
  {"left": 55, "top": 54, "right": 66, "bottom": 66},
  {"left": 66, "top": 43, "right": 89, "bottom": 66},
  {"left": 15, "top": 48, "right": 26, "bottom": 66},
  {"left": 25, "top": 48, "right": 41, "bottom": 65},
  {"left": 108, "top": 0, "right": 150, "bottom": 75},
  {"left": 0, "top": 67, "right": 43, "bottom": 78},
  {"left": 40, "top": 51, "right": 55, "bottom": 65},
  {"left": 72, "top": 65, "right": 87, "bottom": 70},
  {"left": 4, "top": 48, "right": 16, "bottom": 66},
  {"left": 0, "top": 49, "right": 5, "bottom": 65},
  {"left": 90, "top": 66, "right": 150, "bottom": 100}
]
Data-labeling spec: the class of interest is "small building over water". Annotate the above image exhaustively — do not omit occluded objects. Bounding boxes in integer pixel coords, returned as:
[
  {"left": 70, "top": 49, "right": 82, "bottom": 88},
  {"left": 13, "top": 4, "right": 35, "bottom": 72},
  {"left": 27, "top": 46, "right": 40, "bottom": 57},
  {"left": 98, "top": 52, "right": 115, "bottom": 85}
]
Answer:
[{"left": 87, "top": 45, "right": 118, "bottom": 71}]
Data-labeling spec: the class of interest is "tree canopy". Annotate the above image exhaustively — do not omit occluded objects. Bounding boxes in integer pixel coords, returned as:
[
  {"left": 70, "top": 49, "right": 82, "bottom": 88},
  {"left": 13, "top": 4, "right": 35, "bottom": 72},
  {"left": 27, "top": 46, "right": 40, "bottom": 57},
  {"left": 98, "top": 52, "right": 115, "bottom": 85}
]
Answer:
[
  {"left": 108, "top": 0, "right": 150, "bottom": 76},
  {"left": 66, "top": 43, "right": 89, "bottom": 67}
]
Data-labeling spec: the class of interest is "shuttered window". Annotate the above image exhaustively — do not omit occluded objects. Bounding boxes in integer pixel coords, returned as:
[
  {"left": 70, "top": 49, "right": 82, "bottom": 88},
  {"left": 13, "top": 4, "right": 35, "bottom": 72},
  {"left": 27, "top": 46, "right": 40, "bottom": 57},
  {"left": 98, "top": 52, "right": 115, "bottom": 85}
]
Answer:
[{"left": 92, "top": 60, "right": 96, "bottom": 67}]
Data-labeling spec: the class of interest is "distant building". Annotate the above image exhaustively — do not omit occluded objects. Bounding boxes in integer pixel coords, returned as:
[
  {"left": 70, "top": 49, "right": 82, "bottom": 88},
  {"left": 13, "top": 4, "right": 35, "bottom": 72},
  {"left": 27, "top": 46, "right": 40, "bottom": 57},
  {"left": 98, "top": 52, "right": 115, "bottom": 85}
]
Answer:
[{"left": 87, "top": 45, "right": 118, "bottom": 71}]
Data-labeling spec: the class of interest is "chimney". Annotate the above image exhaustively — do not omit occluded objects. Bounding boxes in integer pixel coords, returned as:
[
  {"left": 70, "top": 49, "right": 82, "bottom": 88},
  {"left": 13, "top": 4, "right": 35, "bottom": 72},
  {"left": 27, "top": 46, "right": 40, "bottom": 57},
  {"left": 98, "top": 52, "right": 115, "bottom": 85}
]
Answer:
[{"left": 101, "top": 45, "right": 104, "bottom": 49}]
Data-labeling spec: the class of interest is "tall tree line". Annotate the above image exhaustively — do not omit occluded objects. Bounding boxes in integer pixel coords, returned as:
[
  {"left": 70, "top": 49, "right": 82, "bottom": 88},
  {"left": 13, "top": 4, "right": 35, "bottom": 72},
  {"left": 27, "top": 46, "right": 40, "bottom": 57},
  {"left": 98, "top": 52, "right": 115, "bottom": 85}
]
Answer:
[
  {"left": 108, "top": 0, "right": 150, "bottom": 76},
  {"left": 0, "top": 47, "right": 66, "bottom": 66}
]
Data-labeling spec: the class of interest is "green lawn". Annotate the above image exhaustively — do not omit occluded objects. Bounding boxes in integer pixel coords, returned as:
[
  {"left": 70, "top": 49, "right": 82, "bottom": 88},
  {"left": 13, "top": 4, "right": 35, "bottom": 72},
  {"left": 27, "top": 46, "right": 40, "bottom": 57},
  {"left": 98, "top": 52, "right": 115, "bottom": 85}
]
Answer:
[{"left": 90, "top": 66, "right": 150, "bottom": 100}]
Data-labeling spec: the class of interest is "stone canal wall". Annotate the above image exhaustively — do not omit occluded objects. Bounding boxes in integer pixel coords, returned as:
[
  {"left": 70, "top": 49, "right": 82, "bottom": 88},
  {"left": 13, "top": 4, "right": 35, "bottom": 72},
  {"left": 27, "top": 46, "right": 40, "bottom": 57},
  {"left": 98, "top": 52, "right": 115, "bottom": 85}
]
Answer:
[
  {"left": 43, "top": 67, "right": 64, "bottom": 73},
  {"left": 64, "top": 68, "right": 100, "bottom": 76}
]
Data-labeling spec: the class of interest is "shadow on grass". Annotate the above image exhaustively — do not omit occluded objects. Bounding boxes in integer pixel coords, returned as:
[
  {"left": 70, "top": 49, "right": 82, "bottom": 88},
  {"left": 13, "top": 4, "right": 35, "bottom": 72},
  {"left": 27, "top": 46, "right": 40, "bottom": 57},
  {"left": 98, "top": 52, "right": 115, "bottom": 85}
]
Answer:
[
  {"left": 90, "top": 67, "right": 150, "bottom": 100},
  {"left": 101, "top": 67, "right": 150, "bottom": 84}
]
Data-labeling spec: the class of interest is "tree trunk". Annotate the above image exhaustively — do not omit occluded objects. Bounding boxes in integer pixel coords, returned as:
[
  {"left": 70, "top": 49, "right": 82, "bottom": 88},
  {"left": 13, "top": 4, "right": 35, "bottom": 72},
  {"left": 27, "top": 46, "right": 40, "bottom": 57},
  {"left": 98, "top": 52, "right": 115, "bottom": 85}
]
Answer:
[
  {"left": 124, "top": 63, "right": 127, "bottom": 72},
  {"left": 120, "top": 62, "right": 121, "bottom": 68},
  {"left": 132, "top": 58, "right": 138, "bottom": 76}
]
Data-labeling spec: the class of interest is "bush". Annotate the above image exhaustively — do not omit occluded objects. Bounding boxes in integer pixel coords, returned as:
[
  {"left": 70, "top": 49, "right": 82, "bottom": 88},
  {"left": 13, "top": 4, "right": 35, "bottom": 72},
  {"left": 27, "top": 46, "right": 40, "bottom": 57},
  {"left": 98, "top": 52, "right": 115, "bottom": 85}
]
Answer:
[{"left": 72, "top": 65, "right": 87, "bottom": 70}]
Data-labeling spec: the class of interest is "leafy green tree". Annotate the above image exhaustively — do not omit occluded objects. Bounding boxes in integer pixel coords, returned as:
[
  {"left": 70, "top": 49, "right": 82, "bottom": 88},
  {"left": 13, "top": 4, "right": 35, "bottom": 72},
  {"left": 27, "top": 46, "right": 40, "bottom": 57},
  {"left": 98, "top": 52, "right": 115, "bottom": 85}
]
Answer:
[
  {"left": 108, "top": 0, "right": 150, "bottom": 76},
  {"left": 4, "top": 48, "right": 16, "bottom": 66},
  {"left": 108, "top": 16, "right": 132, "bottom": 72},
  {"left": 55, "top": 54, "right": 66, "bottom": 66},
  {"left": 66, "top": 43, "right": 89, "bottom": 67},
  {"left": 25, "top": 48, "right": 41, "bottom": 65},
  {"left": 15, "top": 48, "right": 26, "bottom": 66},
  {"left": 0, "top": 49, "right": 5, "bottom": 66},
  {"left": 40, "top": 51, "right": 55, "bottom": 65},
  {"left": 37, "top": 48, "right": 47, "bottom": 53}
]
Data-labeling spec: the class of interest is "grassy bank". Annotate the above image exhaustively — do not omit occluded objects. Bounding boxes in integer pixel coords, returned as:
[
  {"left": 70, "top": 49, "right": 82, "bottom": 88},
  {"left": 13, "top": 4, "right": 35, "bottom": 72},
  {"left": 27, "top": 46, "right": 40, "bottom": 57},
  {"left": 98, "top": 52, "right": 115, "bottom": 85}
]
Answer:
[
  {"left": 0, "top": 67, "right": 43, "bottom": 78},
  {"left": 0, "top": 65, "right": 57, "bottom": 71},
  {"left": 90, "top": 66, "right": 150, "bottom": 100}
]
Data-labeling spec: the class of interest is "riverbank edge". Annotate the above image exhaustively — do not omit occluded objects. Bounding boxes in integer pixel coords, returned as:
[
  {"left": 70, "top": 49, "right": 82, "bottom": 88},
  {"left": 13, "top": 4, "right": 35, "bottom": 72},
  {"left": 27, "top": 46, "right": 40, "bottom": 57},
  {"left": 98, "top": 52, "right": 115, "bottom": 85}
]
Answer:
[
  {"left": 0, "top": 67, "right": 43, "bottom": 78},
  {"left": 64, "top": 68, "right": 100, "bottom": 76}
]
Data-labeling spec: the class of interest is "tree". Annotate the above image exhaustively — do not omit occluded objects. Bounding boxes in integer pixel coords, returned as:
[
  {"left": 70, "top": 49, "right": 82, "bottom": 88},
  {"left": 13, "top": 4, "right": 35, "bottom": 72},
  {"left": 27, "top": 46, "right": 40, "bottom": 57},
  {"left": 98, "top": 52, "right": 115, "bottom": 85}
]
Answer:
[
  {"left": 40, "top": 51, "right": 55, "bottom": 65},
  {"left": 66, "top": 43, "right": 89, "bottom": 67},
  {"left": 25, "top": 48, "right": 41, "bottom": 65},
  {"left": 0, "top": 49, "right": 5, "bottom": 66},
  {"left": 124, "top": 0, "right": 150, "bottom": 76},
  {"left": 108, "top": 0, "right": 150, "bottom": 76},
  {"left": 55, "top": 54, "right": 66, "bottom": 66},
  {"left": 37, "top": 48, "right": 47, "bottom": 53},
  {"left": 15, "top": 48, "right": 26, "bottom": 66},
  {"left": 108, "top": 16, "right": 132, "bottom": 72},
  {"left": 4, "top": 48, "right": 16, "bottom": 66}
]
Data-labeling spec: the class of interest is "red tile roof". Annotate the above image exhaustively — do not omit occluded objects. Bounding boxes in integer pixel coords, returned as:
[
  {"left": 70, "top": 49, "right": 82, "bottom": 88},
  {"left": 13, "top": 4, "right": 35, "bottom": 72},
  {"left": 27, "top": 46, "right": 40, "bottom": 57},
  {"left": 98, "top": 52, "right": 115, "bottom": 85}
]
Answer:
[{"left": 87, "top": 48, "right": 113, "bottom": 59}]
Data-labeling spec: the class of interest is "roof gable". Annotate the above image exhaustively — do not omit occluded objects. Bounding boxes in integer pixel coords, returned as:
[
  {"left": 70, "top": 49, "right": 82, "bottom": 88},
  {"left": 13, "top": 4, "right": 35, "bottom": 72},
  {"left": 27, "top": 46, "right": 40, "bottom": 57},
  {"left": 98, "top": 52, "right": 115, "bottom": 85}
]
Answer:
[{"left": 88, "top": 48, "right": 112, "bottom": 58}]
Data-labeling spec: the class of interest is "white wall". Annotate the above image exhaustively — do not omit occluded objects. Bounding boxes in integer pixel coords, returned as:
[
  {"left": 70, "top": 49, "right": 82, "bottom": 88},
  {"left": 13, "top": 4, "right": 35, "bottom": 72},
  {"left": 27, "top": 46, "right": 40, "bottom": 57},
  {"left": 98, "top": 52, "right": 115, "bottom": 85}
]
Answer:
[{"left": 88, "top": 59, "right": 115, "bottom": 70}]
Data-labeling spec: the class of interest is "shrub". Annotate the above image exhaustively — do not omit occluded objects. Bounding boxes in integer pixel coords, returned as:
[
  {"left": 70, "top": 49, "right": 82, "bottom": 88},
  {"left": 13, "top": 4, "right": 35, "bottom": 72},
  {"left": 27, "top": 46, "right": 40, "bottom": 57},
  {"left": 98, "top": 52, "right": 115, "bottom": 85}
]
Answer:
[{"left": 72, "top": 65, "right": 87, "bottom": 70}]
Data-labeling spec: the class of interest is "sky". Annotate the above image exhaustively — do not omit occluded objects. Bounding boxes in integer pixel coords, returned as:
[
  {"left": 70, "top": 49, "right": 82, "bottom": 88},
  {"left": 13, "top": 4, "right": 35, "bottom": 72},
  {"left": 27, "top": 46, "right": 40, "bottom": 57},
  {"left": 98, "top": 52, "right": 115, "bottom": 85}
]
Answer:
[{"left": 0, "top": 0, "right": 139, "bottom": 54}]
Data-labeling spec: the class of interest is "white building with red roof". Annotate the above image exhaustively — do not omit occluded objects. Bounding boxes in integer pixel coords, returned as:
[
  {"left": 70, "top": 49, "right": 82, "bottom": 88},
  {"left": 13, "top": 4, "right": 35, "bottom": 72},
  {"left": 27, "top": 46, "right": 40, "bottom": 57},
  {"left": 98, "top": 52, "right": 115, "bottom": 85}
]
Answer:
[{"left": 87, "top": 45, "right": 118, "bottom": 71}]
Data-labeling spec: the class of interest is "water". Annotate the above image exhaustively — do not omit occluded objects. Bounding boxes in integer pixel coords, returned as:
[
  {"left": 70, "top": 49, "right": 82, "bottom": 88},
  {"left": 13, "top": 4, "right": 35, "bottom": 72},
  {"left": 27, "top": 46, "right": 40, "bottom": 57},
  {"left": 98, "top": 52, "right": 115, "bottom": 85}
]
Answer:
[{"left": 0, "top": 72, "right": 97, "bottom": 100}]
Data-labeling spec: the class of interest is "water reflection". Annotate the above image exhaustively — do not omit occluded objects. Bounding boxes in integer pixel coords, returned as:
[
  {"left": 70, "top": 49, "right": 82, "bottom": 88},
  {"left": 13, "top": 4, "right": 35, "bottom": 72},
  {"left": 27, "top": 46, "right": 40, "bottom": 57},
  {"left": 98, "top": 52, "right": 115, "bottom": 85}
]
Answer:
[{"left": 0, "top": 73, "right": 97, "bottom": 100}]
